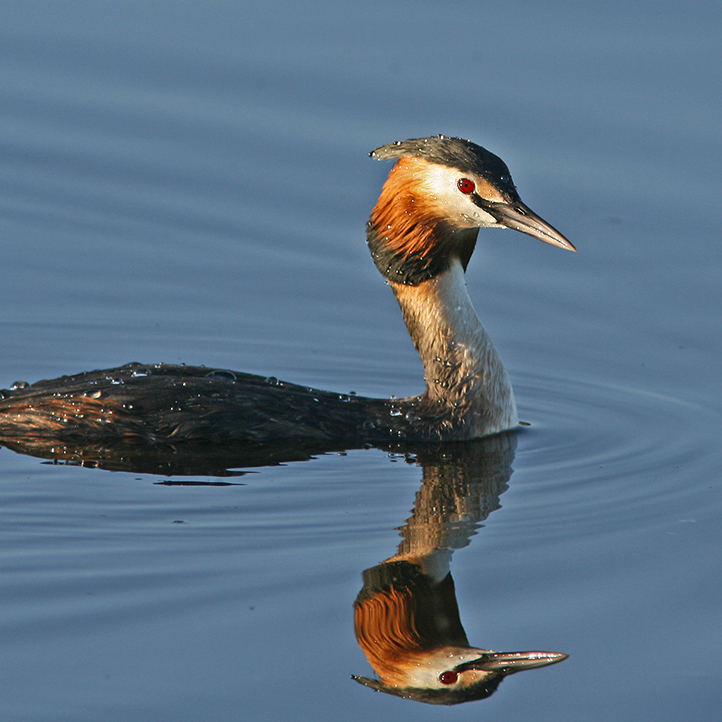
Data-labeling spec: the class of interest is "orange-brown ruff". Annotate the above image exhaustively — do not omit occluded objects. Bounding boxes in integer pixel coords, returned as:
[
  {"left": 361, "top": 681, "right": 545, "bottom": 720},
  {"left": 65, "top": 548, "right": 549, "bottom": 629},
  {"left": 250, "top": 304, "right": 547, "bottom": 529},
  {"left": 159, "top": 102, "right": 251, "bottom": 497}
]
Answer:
[
  {"left": 368, "top": 156, "right": 480, "bottom": 275},
  {"left": 0, "top": 135, "right": 574, "bottom": 446}
]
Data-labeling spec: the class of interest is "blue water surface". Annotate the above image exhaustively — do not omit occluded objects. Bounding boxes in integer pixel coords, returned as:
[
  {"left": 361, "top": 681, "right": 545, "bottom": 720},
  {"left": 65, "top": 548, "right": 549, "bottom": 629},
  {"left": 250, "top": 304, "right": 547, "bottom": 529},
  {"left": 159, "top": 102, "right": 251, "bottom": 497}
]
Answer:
[{"left": 1, "top": 2, "right": 721, "bottom": 720}]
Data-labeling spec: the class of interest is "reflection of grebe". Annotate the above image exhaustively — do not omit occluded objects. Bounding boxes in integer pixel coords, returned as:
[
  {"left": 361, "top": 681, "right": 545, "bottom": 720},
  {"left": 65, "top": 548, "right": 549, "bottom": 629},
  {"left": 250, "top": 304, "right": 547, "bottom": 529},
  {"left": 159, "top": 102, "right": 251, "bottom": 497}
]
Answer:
[
  {"left": 0, "top": 136, "right": 574, "bottom": 445},
  {"left": 353, "top": 435, "right": 568, "bottom": 704}
]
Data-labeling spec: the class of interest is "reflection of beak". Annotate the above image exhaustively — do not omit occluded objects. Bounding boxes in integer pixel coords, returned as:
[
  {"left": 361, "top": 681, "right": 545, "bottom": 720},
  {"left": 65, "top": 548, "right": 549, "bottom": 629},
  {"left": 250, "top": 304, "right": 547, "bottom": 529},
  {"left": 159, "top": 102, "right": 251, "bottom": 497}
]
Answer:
[
  {"left": 456, "top": 650, "right": 569, "bottom": 673},
  {"left": 485, "top": 200, "right": 577, "bottom": 251}
]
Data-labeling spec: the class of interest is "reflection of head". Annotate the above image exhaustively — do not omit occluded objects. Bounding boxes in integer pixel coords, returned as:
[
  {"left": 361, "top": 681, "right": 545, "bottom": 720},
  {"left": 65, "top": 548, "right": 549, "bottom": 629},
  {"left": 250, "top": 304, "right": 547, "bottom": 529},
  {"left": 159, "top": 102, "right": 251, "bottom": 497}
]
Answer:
[
  {"left": 353, "top": 560, "right": 566, "bottom": 705},
  {"left": 353, "top": 561, "right": 501, "bottom": 703}
]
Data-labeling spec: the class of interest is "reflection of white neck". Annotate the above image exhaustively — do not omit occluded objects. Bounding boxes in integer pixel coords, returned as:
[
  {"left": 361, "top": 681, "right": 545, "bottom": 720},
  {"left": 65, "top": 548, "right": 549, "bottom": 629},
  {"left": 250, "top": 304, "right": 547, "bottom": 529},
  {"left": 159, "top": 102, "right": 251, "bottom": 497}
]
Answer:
[{"left": 390, "top": 258, "right": 518, "bottom": 438}]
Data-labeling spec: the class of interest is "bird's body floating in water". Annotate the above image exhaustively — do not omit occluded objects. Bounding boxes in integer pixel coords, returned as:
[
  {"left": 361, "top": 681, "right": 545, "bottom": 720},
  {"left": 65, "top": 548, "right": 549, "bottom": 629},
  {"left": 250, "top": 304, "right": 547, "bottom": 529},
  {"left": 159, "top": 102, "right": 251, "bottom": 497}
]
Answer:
[{"left": 0, "top": 136, "right": 574, "bottom": 446}]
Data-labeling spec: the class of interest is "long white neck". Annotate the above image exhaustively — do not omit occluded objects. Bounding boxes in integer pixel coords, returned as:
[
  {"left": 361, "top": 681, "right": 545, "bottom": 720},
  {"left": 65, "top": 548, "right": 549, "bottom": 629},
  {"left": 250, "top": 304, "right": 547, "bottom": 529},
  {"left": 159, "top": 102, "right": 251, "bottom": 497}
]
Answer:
[{"left": 390, "top": 258, "right": 518, "bottom": 438}]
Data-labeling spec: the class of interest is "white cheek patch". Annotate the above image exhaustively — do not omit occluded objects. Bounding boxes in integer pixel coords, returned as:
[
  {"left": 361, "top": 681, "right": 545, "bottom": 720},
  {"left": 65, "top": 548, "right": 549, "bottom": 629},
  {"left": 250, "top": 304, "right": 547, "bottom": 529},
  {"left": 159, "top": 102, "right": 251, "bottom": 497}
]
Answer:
[
  {"left": 419, "top": 165, "right": 457, "bottom": 201},
  {"left": 420, "top": 168, "right": 487, "bottom": 226}
]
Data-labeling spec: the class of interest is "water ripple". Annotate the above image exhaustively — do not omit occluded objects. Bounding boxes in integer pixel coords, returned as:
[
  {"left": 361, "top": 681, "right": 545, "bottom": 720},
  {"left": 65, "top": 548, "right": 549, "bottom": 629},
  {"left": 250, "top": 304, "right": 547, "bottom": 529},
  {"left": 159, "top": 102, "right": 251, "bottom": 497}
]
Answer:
[{"left": 508, "top": 371, "right": 720, "bottom": 536}]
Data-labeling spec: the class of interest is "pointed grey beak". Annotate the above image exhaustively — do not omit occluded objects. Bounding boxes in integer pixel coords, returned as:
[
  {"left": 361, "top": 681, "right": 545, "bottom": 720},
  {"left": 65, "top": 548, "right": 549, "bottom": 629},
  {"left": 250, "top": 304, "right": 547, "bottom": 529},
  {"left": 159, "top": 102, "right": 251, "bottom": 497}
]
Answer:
[
  {"left": 456, "top": 650, "right": 569, "bottom": 673},
  {"left": 487, "top": 200, "right": 576, "bottom": 251}
]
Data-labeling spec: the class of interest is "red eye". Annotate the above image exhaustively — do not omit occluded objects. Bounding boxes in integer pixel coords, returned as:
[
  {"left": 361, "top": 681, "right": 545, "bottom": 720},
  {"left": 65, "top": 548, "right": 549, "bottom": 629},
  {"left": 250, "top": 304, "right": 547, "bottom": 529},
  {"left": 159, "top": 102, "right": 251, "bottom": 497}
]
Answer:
[
  {"left": 457, "top": 178, "right": 475, "bottom": 194},
  {"left": 439, "top": 671, "right": 458, "bottom": 685}
]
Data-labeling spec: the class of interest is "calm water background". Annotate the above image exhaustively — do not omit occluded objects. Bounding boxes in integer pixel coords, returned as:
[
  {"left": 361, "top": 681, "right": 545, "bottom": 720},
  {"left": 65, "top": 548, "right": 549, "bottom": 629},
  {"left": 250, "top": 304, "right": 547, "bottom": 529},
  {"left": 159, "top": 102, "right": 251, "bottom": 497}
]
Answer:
[{"left": 1, "top": 1, "right": 721, "bottom": 720}]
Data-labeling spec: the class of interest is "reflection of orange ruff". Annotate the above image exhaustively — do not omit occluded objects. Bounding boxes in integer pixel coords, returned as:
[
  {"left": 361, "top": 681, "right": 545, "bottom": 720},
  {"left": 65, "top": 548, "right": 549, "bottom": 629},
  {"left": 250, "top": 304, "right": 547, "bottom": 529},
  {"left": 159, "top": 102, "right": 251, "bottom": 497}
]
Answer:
[{"left": 354, "top": 561, "right": 468, "bottom": 687}]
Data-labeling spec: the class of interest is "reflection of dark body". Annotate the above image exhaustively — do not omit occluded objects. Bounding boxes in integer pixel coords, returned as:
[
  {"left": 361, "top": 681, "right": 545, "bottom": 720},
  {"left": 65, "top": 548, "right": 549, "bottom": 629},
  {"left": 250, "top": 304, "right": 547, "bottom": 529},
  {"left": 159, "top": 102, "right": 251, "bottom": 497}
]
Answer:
[
  {"left": 353, "top": 435, "right": 566, "bottom": 704},
  {"left": 0, "top": 136, "right": 573, "bottom": 457}
]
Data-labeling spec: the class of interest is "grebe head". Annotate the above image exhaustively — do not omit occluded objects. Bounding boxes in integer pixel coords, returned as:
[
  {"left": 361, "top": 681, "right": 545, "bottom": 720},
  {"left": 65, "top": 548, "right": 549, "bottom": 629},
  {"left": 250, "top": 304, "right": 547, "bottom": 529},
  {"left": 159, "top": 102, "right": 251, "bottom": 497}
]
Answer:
[{"left": 367, "top": 135, "right": 575, "bottom": 286}]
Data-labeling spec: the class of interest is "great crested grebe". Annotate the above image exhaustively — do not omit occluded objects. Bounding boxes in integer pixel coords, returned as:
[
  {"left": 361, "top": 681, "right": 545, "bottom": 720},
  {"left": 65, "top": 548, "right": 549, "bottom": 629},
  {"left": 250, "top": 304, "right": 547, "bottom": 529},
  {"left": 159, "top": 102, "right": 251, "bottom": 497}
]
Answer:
[{"left": 0, "top": 136, "right": 574, "bottom": 446}]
